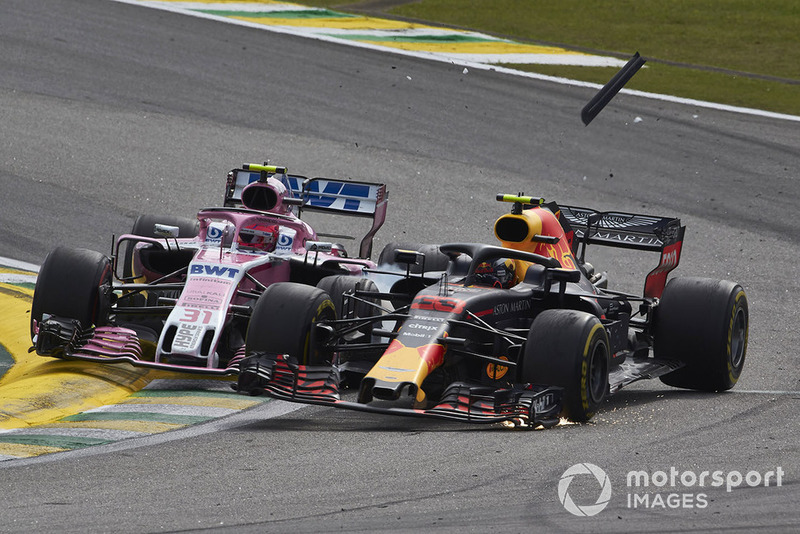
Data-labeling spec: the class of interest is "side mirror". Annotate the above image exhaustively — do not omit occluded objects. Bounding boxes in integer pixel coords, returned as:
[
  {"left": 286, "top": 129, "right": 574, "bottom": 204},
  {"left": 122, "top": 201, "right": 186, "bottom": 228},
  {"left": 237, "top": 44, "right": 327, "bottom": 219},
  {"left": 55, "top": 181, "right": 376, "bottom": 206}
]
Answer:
[
  {"left": 394, "top": 249, "right": 423, "bottom": 266},
  {"left": 153, "top": 224, "right": 181, "bottom": 238},
  {"left": 306, "top": 241, "right": 334, "bottom": 253}
]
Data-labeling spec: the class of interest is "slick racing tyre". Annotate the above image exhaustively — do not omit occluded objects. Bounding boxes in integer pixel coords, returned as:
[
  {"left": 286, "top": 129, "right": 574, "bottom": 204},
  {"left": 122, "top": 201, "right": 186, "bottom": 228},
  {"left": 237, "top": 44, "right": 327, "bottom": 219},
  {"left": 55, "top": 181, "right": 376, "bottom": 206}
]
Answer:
[
  {"left": 122, "top": 214, "right": 199, "bottom": 280},
  {"left": 378, "top": 242, "right": 449, "bottom": 307},
  {"left": 130, "top": 213, "right": 199, "bottom": 239},
  {"left": 521, "top": 309, "right": 610, "bottom": 422},
  {"left": 316, "top": 275, "right": 379, "bottom": 324},
  {"left": 316, "top": 275, "right": 382, "bottom": 382},
  {"left": 378, "top": 242, "right": 450, "bottom": 274},
  {"left": 654, "top": 277, "right": 748, "bottom": 391},
  {"left": 245, "top": 282, "right": 336, "bottom": 365},
  {"left": 30, "top": 247, "right": 113, "bottom": 340}
]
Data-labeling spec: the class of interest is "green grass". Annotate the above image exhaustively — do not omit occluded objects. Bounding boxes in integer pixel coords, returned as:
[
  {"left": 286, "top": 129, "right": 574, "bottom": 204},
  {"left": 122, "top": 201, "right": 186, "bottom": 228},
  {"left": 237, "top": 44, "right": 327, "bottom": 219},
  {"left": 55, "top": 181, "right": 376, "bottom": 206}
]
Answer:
[
  {"left": 521, "top": 64, "right": 799, "bottom": 115},
  {"left": 389, "top": 1, "right": 800, "bottom": 78},
  {"left": 303, "top": 0, "right": 800, "bottom": 115}
]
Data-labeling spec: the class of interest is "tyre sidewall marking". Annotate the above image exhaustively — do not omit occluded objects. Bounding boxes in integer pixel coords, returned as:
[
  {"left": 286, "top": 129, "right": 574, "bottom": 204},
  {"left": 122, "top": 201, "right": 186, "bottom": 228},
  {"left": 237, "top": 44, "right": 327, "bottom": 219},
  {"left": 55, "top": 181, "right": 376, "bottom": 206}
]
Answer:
[
  {"left": 302, "top": 298, "right": 335, "bottom": 364},
  {"left": 581, "top": 322, "right": 607, "bottom": 413},
  {"left": 94, "top": 261, "right": 113, "bottom": 326},
  {"left": 726, "top": 290, "right": 747, "bottom": 383}
]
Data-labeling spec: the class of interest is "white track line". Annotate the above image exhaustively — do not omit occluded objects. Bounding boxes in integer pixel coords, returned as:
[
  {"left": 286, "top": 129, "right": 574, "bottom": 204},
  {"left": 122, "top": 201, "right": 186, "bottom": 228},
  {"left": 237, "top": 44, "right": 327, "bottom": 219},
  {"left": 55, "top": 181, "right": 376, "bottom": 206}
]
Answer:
[
  {"left": 0, "top": 258, "right": 39, "bottom": 273},
  {"left": 111, "top": 0, "right": 800, "bottom": 122},
  {"left": 734, "top": 390, "right": 800, "bottom": 396}
]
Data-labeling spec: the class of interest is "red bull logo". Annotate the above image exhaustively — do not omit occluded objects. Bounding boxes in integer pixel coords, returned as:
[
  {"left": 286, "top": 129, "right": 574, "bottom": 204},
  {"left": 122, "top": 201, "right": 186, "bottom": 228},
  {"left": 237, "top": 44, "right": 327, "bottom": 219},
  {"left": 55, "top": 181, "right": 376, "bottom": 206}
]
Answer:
[{"left": 383, "top": 339, "right": 446, "bottom": 374}]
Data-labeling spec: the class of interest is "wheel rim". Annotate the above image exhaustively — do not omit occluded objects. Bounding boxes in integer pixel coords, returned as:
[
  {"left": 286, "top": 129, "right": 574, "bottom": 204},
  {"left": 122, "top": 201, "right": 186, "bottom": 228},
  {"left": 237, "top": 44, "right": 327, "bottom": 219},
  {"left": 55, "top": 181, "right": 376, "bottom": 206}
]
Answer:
[
  {"left": 588, "top": 341, "right": 609, "bottom": 404},
  {"left": 730, "top": 307, "right": 747, "bottom": 370}
]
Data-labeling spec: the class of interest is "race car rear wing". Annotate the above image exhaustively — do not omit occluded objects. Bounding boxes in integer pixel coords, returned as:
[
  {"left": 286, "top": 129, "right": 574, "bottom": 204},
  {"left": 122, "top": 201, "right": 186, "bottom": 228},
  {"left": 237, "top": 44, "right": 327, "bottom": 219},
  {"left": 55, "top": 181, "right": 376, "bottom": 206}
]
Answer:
[
  {"left": 225, "top": 165, "right": 388, "bottom": 258},
  {"left": 558, "top": 205, "right": 681, "bottom": 252},
  {"left": 557, "top": 205, "right": 685, "bottom": 298}
]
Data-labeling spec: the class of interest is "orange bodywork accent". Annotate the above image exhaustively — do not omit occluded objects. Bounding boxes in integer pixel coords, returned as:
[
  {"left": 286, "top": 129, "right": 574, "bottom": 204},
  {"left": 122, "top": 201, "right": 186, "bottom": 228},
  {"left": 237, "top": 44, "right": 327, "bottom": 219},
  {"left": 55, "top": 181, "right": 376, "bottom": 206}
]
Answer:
[
  {"left": 494, "top": 206, "right": 578, "bottom": 280},
  {"left": 365, "top": 339, "right": 445, "bottom": 390}
]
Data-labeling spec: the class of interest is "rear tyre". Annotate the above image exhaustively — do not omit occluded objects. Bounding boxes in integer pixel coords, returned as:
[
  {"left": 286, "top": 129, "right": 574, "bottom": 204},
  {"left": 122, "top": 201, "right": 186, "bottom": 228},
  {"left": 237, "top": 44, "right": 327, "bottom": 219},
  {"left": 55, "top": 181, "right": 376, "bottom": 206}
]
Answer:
[
  {"left": 122, "top": 214, "right": 199, "bottom": 279},
  {"left": 130, "top": 214, "right": 199, "bottom": 239},
  {"left": 316, "top": 275, "right": 379, "bottom": 323},
  {"left": 654, "top": 277, "right": 748, "bottom": 391},
  {"left": 378, "top": 242, "right": 449, "bottom": 307},
  {"left": 245, "top": 282, "right": 336, "bottom": 365},
  {"left": 31, "top": 247, "right": 113, "bottom": 340},
  {"left": 521, "top": 309, "right": 610, "bottom": 422},
  {"left": 317, "top": 275, "right": 382, "bottom": 385},
  {"left": 378, "top": 242, "right": 450, "bottom": 273}
]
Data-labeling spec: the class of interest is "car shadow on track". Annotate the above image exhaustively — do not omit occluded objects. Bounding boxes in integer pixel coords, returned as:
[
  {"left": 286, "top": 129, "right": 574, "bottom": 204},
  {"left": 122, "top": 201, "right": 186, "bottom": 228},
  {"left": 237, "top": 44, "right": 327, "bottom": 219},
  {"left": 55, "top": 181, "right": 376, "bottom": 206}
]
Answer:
[
  {"left": 237, "top": 385, "right": 734, "bottom": 433},
  {"left": 239, "top": 411, "right": 500, "bottom": 433},
  {"left": 606, "top": 385, "right": 732, "bottom": 406},
  {"left": 593, "top": 385, "right": 740, "bottom": 422}
]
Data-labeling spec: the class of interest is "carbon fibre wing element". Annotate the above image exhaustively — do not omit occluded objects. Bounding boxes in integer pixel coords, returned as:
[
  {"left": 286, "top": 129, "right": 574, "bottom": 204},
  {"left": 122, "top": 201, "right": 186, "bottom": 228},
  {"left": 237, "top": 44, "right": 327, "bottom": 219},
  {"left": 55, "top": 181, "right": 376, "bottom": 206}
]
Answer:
[
  {"left": 559, "top": 205, "right": 685, "bottom": 297},
  {"left": 581, "top": 52, "right": 646, "bottom": 125},
  {"left": 237, "top": 354, "right": 562, "bottom": 427}
]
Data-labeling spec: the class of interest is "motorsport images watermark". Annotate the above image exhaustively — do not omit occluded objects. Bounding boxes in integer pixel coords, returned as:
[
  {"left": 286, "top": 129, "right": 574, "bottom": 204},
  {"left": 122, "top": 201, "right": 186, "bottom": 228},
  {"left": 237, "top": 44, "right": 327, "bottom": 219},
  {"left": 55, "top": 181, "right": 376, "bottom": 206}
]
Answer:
[{"left": 558, "top": 463, "right": 786, "bottom": 516}]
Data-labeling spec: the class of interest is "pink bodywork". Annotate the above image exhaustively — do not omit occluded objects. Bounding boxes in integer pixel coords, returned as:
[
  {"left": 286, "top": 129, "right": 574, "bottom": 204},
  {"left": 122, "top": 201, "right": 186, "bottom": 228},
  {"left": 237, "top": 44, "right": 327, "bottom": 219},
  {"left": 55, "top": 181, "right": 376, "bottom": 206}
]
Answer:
[{"left": 57, "top": 207, "right": 375, "bottom": 375}]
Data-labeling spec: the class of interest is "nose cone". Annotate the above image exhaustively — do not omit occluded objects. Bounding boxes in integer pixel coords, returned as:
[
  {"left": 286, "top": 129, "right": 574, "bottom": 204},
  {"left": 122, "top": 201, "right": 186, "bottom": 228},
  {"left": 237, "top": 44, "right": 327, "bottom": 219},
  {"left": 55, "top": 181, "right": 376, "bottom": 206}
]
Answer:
[{"left": 360, "top": 339, "right": 446, "bottom": 404}]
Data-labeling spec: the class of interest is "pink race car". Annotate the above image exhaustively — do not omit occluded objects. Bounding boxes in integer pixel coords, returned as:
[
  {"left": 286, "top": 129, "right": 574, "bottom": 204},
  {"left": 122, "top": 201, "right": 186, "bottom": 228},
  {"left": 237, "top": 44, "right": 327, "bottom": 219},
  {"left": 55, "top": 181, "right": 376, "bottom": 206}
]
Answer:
[{"left": 30, "top": 163, "right": 388, "bottom": 376}]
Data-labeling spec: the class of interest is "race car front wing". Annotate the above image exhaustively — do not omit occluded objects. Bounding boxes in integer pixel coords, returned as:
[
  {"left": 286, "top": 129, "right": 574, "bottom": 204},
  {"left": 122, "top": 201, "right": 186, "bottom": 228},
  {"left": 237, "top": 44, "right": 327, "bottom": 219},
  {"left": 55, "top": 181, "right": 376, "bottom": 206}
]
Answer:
[
  {"left": 32, "top": 316, "right": 241, "bottom": 376},
  {"left": 237, "top": 353, "right": 563, "bottom": 427}
]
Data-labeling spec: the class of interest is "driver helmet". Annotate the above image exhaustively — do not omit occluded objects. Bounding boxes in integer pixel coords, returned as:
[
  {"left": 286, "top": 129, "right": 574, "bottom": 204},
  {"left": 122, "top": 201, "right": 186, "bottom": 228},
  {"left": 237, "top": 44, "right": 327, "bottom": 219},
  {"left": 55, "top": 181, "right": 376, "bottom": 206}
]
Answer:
[
  {"left": 237, "top": 223, "right": 279, "bottom": 252},
  {"left": 474, "top": 258, "right": 516, "bottom": 288}
]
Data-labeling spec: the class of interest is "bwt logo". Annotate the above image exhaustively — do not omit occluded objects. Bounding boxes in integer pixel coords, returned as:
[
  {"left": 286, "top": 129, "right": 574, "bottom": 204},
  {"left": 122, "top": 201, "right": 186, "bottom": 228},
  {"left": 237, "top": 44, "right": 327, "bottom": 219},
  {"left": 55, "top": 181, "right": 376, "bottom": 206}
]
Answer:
[
  {"left": 190, "top": 264, "right": 240, "bottom": 279},
  {"left": 277, "top": 233, "right": 293, "bottom": 247},
  {"left": 207, "top": 226, "right": 224, "bottom": 239},
  {"left": 558, "top": 463, "right": 612, "bottom": 517},
  {"left": 306, "top": 181, "right": 370, "bottom": 208}
]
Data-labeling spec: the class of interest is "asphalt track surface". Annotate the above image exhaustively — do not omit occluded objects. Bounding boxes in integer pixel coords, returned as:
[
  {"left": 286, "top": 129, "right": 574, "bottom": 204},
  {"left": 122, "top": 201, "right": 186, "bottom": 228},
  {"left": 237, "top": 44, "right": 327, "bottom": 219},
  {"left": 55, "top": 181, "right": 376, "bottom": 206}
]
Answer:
[{"left": 2, "top": 1, "right": 799, "bottom": 532}]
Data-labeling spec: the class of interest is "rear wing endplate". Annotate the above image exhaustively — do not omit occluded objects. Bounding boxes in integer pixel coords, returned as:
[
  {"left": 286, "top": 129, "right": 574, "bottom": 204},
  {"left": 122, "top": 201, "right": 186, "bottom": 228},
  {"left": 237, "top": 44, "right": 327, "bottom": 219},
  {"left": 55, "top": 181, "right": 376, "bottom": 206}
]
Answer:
[
  {"left": 558, "top": 205, "right": 685, "bottom": 298},
  {"left": 225, "top": 167, "right": 388, "bottom": 258}
]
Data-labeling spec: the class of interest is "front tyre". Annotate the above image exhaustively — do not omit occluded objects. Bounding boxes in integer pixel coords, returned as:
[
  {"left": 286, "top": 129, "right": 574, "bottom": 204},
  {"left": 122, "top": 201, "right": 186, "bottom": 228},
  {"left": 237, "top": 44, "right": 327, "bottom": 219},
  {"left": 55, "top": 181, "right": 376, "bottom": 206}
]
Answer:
[
  {"left": 30, "top": 247, "right": 113, "bottom": 340},
  {"left": 654, "top": 277, "right": 748, "bottom": 391},
  {"left": 521, "top": 310, "right": 610, "bottom": 422},
  {"left": 245, "top": 282, "right": 336, "bottom": 365}
]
